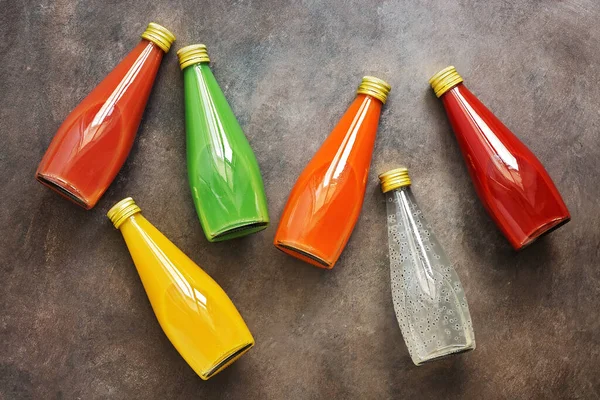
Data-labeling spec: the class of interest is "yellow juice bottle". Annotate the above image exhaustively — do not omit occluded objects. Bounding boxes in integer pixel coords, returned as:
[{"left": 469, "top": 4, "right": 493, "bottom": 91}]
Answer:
[{"left": 107, "top": 197, "right": 254, "bottom": 380}]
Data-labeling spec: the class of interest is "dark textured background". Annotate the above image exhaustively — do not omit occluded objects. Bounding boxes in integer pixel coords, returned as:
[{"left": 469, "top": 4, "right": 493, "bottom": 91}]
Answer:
[{"left": 2, "top": 0, "right": 600, "bottom": 399}]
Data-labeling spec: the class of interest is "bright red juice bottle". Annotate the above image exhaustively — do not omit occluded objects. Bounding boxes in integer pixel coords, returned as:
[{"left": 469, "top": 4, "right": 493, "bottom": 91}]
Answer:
[{"left": 429, "top": 66, "right": 570, "bottom": 249}]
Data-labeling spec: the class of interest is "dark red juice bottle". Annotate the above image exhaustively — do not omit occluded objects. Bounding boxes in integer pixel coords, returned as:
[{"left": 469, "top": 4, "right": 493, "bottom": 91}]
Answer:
[
  {"left": 429, "top": 66, "right": 570, "bottom": 250},
  {"left": 36, "top": 23, "right": 175, "bottom": 209}
]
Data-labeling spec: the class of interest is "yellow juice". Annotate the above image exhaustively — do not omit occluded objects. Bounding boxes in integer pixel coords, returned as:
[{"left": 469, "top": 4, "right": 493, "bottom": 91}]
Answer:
[{"left": 108, "top": 198, "right": 254, "bottom": 380}]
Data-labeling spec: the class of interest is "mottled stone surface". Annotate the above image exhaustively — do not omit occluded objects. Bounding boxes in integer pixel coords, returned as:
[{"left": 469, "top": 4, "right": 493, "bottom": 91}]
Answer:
[{"left": 1, "top": 0, "right": 600, "bottom": 398}]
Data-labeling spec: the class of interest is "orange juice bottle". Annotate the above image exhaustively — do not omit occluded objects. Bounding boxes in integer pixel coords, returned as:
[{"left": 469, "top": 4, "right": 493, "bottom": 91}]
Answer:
[{"left": 274, "top": 76, "right": 391, "bottom": 269}]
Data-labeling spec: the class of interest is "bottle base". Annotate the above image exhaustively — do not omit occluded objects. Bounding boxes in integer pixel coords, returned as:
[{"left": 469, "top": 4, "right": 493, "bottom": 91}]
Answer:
[
  {"left": 274, "top": 241, "right": 333, "bottom": 269},
  {"left": 36, "top": 173, "right": 91, "bottom": 209},
  {"left": 210, "top": 221, "right": 268, "bottom": 242},
  {"left": 516, "top": 216, "right": 571, "bottom": 250},
  {"left": 413, "top": 345, "right": 475, "bottom": 366},
  {"left": 200, "top": 342, "right": 254, "bottom": 380}
]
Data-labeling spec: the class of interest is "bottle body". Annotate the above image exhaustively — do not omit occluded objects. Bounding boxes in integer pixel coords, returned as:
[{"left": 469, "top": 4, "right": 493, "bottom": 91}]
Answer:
[
  {"left": 183, "top": 62, "right": 269, "bottom": 241},
  {"left": 274, "top": 93, "right": 382, "bottom": 268},
  {"left": 36, "top": 39, "right": 165, "bottom": 209},
  {"left": 385, "top": 187, "right": 475, "bottom": 365},
  {"left": 440, "top": 83, "right": 570, "bottom": 249},
  {"left": 109, "top": 200, "right": 254, "bottom": 380}
]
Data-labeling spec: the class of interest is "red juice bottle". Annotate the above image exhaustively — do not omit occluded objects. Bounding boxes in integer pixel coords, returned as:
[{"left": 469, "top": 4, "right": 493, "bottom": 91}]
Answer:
[
  {"left": 429, "top": 66, "right": 570, "bottom": 250},
  {"left": 36, "top": 23, "right": 175, "bottom": 209}
]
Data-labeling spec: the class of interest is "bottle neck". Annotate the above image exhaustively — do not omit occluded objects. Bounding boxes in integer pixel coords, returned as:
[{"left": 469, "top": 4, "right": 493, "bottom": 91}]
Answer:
[
  {"left": 118, "top": 212, "right": 142, "bottom": 230},
  {"left": 356, "top": 93, "right": 383, "bottom": 105},
  {"left": 439, "top": 82, "right": 463, "bottom": 99},
  {"left": 183, "top": 61, "right": 210, "bottom": 71},
  {"left": 142, "top": 39, "right": 167, "bottom": 54},
  {"left": 388, "top": 186, "right": 410, "bottom": 202}
]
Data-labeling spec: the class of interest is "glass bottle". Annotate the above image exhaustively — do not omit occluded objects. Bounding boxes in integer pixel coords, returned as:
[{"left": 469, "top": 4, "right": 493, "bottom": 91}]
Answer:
[
  {"left": 274, "top": 76, "right": 391, "bottom": 269},
  {"left": 36, "top": 23, "right": 175, "bottom": 209},
  {"left": 107, "top": 197, "right": 254, "bottom": 380},
  {"left": 429, "top": 66, "right": 570, "bottom": 250},
  {"left": 379, "top": 168, "right": 475, "bottom": 365},
  {"left": 177, "top": 44, "right": 269, "bottom": 242}
]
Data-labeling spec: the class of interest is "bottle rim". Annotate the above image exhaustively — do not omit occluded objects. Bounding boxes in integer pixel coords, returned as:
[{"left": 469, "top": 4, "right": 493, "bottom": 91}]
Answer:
[
  {"left": 141, "top": 22, "right": 176, "bottom": 53},
  {"left": 429, "top": 66, "right": 463, "bottom": 98},
  {"left": 177, "top": 44, "right": 210, "bottom": 70},
  {"left": 357, "top": 76, "right": 391, "bottom": 104},
  {"left": 107, "top": 197, "right": 141, "bottom": 229},
  {"left": 379, "top": 167, "right": 411, "bottom": 193}
]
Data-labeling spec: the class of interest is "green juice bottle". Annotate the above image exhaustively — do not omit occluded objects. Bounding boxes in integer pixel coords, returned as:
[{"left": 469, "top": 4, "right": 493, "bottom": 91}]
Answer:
[{"left": 177, "top": 44, "right": 269, "bottom": 242}]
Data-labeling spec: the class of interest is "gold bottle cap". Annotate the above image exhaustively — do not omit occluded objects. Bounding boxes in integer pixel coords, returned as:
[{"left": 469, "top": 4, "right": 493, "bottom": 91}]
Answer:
[
  {"left": 379, "top": 167, "right": 411, "bottom": 193},
  {"left": 357, "top": 76, "right": 392, "bottom": 104},
  {"left": 141, "top": 22, "right": 176, "bottom": 53},
  {"left": 107, "top": 197, "right": 141, "bottom": 229},
  {"left": 429, "top": 66, "right": 463, "bottom": 98},
  {"left": 177, "top": 44, "right": 210, "bottom": 70}
]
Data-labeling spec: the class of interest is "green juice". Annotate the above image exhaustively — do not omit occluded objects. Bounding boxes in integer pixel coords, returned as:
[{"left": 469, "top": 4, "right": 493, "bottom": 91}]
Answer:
[{"left": 181, "top": 49, "right": 269, "bottom": 242}]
